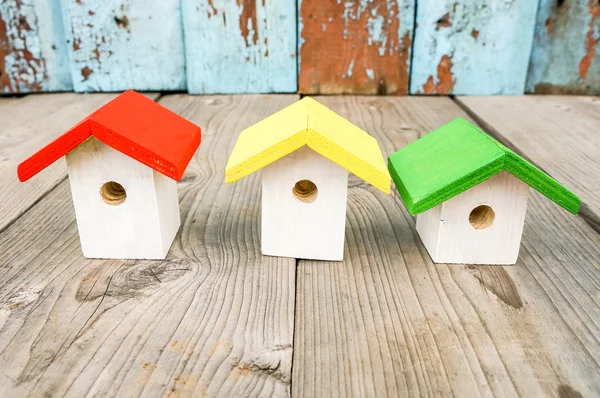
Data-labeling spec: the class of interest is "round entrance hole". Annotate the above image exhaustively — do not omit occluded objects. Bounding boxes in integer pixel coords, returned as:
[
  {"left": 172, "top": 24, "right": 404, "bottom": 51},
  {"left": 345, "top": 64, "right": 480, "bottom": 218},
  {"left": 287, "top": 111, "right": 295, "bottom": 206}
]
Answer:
[
  {"left": 100, "top": 181, "right": 127, "bottom": 206},
  {"left": 469, "top": 205, "right": 495, "bottom": 230},
  {"left": 292, "top": 179, "right": 318, "bottom": 204}
]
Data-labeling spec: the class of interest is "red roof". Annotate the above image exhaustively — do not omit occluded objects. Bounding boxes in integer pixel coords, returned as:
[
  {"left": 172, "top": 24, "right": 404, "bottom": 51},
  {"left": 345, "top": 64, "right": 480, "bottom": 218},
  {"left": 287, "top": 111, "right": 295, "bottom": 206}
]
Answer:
[{"left": 18, "top": 90, "right": 201, "bottom": 182}]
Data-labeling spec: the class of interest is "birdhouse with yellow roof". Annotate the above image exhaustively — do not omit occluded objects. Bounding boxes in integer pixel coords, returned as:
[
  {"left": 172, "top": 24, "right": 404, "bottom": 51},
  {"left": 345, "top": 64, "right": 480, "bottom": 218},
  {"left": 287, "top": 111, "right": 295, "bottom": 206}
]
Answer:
[{"left": 226, "top": 97, "right": 391, "bottom": 261}]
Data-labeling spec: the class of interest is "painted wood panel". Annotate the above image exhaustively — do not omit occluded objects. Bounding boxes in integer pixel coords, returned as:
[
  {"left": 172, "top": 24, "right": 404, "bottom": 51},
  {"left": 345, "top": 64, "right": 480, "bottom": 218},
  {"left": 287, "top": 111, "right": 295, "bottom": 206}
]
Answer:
[
  {"left": 298, "top": 0, "right": 414, "bottom": 95},
  {"left": 0, "top": 0, "right": 71, "bottom": 93},
  {"left": 182, "top": 0, "right": 297, "bottom": 94},
  {"left": 410, "top": 0, "right": 539, "bottom": 95},
  {"left": 526, "top": 0, "right": 600, "bottom": 94},
  {"left": 61, "top": 0, "right": 186, "bottom": 92}
]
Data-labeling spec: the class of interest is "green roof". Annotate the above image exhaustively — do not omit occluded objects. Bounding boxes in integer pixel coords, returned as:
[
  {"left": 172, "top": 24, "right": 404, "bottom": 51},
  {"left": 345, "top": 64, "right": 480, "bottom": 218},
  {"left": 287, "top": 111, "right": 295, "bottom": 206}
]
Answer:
[{"left": 388, "top": 118, "right": 580, "bottom": 215}]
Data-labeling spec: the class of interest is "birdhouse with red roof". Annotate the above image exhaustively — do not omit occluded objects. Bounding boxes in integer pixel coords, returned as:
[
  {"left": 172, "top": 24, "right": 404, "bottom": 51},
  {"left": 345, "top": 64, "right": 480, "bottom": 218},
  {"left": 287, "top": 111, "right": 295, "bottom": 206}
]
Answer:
[
  {"left": 226, "top": 97, "right": 391, "bottom": 261},
  {"left": 17, "top": 90, "right": 201, "bottom": 259}
]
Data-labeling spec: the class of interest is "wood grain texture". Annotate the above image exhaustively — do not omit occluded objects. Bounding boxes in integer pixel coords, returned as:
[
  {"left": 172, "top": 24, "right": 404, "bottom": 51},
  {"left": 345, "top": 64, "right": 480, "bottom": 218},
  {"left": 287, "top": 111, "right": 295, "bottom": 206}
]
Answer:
[
  {"left": 66, "top": 138, "right": 181, "bottom": 259},
  {"left": 456, "top": 95, "right": 600, "bottom": 231},
  {"left": 182, "top": 0, "right": 297, "bottom": 94},
  {"left": 261, "top": 146, "right": 349, "bottom": 261},
  {"left": 61, "top": 0, "right": 186, "bottom": 92},
  {"left": 0, "top": 94, "right": 297, "bottom": 396},
  {"left": 298, "top": 0, "right": 415, "bottom": 95},
  {"left": 0, "top": 93, "right": 133, "bottom": 233},
  {"left": 292, "top": 96, "right": 600, "bottom": 397},
  {"left": 410, "top": 0, "right": 538, "bottom": 95},
  {"left": 416, "top": 171, "right": 529, "bottom": 265},
  {"left": 527, "top": 0, "right": 600, "bottom": 94},
  {"left": 0, "top": 0, "right": 71, "bottom": 93}
]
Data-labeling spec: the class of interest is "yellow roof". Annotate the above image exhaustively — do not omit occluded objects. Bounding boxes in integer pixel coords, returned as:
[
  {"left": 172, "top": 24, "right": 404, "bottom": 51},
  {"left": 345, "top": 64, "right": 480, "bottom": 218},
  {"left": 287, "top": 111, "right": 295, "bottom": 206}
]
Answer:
[{"left": 225, "top": 97, "right": 391, "bottom": 193}]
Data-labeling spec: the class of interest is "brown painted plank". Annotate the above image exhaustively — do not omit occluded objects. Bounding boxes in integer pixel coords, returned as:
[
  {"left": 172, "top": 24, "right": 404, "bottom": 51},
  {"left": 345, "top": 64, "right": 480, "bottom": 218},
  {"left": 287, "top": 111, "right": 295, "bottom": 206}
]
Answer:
[
  {"left": 456, "top": 95, "right": 600, "bottom": 231},
  {"left": 292, "top": 96, "right": 600, "bottom": 397},
  {"left": 0, "top": 95, "right": 297, "bottom": 397},
  {"left": 298, "top": 0, "right": 415, "bottom": 95}
]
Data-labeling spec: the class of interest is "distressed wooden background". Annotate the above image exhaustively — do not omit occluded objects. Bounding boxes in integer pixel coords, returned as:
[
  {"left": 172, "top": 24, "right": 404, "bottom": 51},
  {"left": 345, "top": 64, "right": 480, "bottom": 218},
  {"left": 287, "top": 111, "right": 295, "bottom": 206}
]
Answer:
[{"left": 0, "top": 0, "right": 599, "bottom": 95}]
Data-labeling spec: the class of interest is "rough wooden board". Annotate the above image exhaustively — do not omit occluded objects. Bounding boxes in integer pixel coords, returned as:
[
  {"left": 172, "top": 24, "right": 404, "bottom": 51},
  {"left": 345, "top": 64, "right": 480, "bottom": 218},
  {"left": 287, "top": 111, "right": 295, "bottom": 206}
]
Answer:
[
  {"left": 0, "top": 93, "right": 143, "bottom": 233},
  {"left": 527, "top": 0, "right": 600, "bottom": 94},
  {"left": 0, "top": 94, "right": 297, "bottom": 397},
  {"left": 298, "top": 0, "right": 414, "bottom": 95},
  {"left": 182, "top": 0, "right": 296, "bottom": 94},
  {"left": 293, "top": 96, "right": 600, "bottom": 397},
  {"left": 0, "top": 0, "right": 71, "bottom": 93},
  {"left": 61, "top": 0, "right": 186, "bottom": 92},
  {"left": 410, "top": 1, "right": 538, "bottom": 95},
  {"left": 456, "top": 95, "right": 600, "bottom": 231}
]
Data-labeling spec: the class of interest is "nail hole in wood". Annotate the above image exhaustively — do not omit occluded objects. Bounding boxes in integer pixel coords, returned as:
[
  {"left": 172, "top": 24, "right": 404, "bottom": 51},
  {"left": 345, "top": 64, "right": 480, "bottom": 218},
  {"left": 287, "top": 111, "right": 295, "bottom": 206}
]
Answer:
[
  {"left": 100, "top": 181, "right": 127, "bottom": 206},
  {"left": 469, "top": 205, "right": 495, "bottom": 230},
  {"left": 557, "top": 0, "right": 565, "bottom": 7},
  {"left": 292, "top": 179, "right": 318, "bottom": 204}
]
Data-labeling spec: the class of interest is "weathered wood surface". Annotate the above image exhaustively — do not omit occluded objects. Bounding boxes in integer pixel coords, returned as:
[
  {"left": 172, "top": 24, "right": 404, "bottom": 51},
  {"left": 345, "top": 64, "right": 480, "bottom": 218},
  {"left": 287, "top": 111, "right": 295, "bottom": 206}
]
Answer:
[
  {"left": 410, "top": 1, "right": 538, "bottom": 95},
  {"left": 527, "top": 0, "right": 600, "bottom": 94},
  {"left": 457, "top": 95, "right": 600, "bottom": 231},
  {"left": 293, "top": 96, "right": 600, "bottom": 396},
  {"left": 182, "top": 0, "right": 297, "bottom": 94},
  {"left": 0, "top": 94, "right": 297, "bottom": 397},
  {"left": 0, "top": 0, "right": 71, "bottom": 93},
  {"left": 298, "top": 0, "right": 414, "bottom": 95},
  {"left": 2, "top": 94, "right": 600, "bottom": 397},
  {"left": 62, "top": 0, "right": 186, "bottom": 92},
  {"left": 0, "top": 93, "right": 131, "bottom": 233}
]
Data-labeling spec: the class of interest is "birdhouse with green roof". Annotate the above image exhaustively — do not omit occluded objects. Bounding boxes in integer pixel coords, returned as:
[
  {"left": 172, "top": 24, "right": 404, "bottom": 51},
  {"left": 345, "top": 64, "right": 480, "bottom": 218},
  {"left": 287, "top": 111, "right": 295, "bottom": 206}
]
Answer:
[
  {"left": 226, "top": 97, "right": 391, "bottom": 261},
  {"left": 388, "top": 118, "right": 580, "bottom": 265}
]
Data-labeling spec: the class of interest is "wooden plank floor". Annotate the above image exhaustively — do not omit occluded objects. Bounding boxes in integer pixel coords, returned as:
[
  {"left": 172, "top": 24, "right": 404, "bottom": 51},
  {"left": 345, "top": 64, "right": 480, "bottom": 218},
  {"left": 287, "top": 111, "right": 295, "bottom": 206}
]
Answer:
[{"left": 0, "top": 94, "right": 598, "bottom": 397}]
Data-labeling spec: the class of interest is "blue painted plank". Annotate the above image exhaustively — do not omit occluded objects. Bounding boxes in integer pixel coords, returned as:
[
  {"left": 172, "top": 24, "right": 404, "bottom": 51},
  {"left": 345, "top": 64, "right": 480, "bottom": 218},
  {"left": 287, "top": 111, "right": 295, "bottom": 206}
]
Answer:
[
  {"left": 0, "top": 0, "right": 72, "bottom": 93},
  {"left": 61, "top": 0, "right": 186, "bottom": 92},
  {"left": 182, "top": 0, "right": 297, "bottom": 94},
  {"left": 526, "top": 0, "right": 600, "bottom": 94},
  {"left": 410, "top": 0, "right": 539, "bottom": 95}
]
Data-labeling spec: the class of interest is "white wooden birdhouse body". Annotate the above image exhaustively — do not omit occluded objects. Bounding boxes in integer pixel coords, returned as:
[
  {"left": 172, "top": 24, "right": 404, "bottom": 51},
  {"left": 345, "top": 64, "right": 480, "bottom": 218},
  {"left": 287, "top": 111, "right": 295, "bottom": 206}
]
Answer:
[
  {"left": 17, "top": 90, "right": 201, "bottom": 260},
  {"left": 262, "top": 146, "right": 348, "bottom": 261},
  {"left": 225, "top": 97, "right": 391, "bottom": 262},
  {"left": 416, "top": 171, "right": 529, "bottom": 265},
  {"left": 66, "top": 138, "right": 180, "bottom": 259}
]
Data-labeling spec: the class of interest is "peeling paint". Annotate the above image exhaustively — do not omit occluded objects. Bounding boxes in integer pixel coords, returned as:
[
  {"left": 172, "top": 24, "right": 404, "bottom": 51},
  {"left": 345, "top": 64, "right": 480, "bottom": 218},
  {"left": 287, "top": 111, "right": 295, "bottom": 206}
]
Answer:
[
  {"left": 527, "top": 0, "right": 600, "bottom": 94},
  {"left": 579, "top": 0, "right": 600, "bottom": 80},
  {"left": 0, "top": 0, "right": 69, "bottom": 92},
  {"left": 435, "top": 12, "right": 451, "bottom": 30},
  {"left": 420, "top": 54, "right": 455, "bottom": 94},
  {"left": 545, "top": 17, "right": 553, "bottom": 35},
  {"left": 64, "top": 0, "right": 185, "bottom": 91},
  {"left": 81, "top": 66, "right": 92, "bottom": 81},
  {"left": 345, "top": 58, "right": 355, "bottom": 78},
  {"left": 412, "top": 0, "right": 538, "bottom": 94},
  {"left": 299, "top": 0, "right": 415, "bottom": 95},
  {"left": 238, "top": 0, "right": 258, "bottom": 47},
  {"left": 182, "top": 0, "right": 296, "bottom": 93},
  {"left": 0, "top": 0, "right": 46, "bottom": 92}
]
